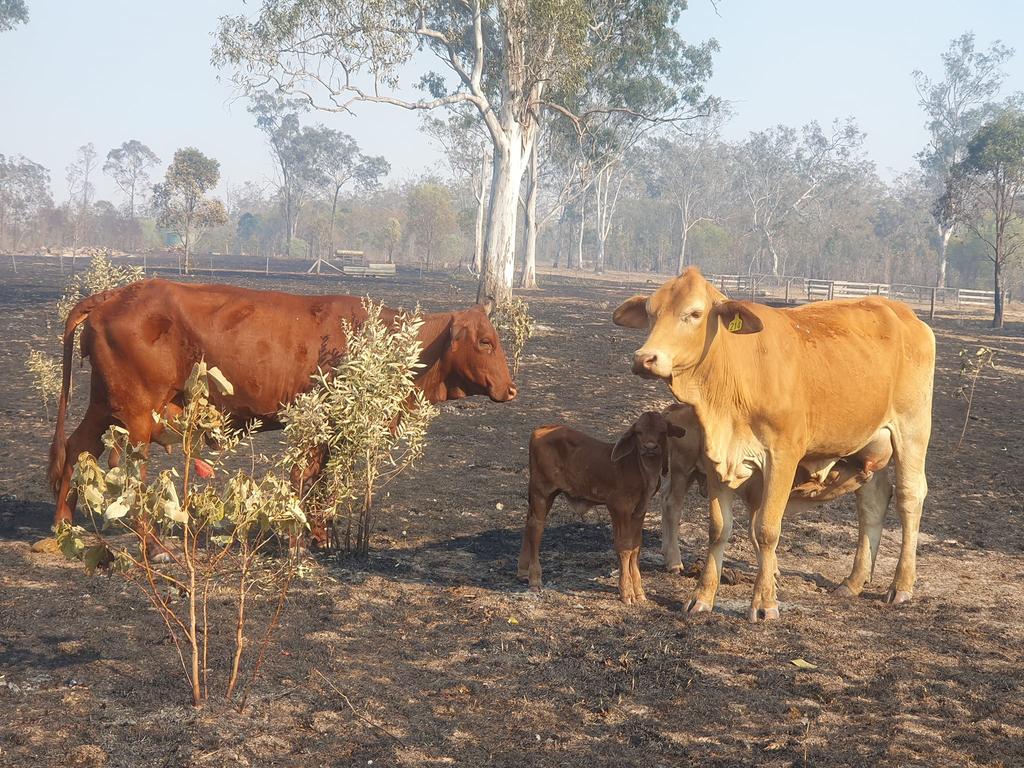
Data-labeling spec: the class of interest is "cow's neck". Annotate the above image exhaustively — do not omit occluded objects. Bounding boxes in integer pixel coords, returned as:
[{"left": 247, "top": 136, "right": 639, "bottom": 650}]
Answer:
[
  {"left": 669, "top": 331, "right": 762, "bottom": 489},
  {"left": 414, "top": 312, "right": 456, "bottom": 403}
]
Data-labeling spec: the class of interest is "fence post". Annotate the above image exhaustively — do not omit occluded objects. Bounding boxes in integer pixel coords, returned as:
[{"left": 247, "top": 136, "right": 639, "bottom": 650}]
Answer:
[
  {"left": 929, "top": 287, "right": 936, "bottom": 323},
  {"left": 784, "top": 279, "right": 790, "bottom": 304},
  {"left": 10, "top": 254, "right": 16, "bottom": 273},
  {"left": 266, "top": 256, "right": 270, "bottom": 275},
  {"left": 828, "top": 282, "right": 835, "bottom": 301}
]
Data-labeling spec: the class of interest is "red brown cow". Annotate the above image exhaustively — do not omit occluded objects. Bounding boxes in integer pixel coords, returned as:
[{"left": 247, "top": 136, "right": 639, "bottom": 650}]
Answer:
[
  {"left": 46, "top": 278, "right": 517, "bottom": 542},
  {"left": 518, "top": 412, "right": 685, "bottom": 604}
]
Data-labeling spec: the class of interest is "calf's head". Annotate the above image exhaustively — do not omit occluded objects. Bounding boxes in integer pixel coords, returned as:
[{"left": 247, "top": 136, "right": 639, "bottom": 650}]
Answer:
[
  {"left": 443, "top": 305, "right": 517, "bottom": 402},
  {"left": 611, "top": 411, "right": 686, "bottom": 476},
  {"left": 612, "top": 267, "right": 763, "bottom": 380}
]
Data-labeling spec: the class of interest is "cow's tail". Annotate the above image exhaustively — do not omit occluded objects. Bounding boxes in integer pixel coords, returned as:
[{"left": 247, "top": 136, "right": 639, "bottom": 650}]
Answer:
[{"left": 47, "top": 289, "right": 118, "bottom": 496}]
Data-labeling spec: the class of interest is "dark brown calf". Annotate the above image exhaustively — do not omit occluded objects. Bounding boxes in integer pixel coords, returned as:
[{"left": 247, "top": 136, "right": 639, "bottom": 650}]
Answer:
[{"left": 517, "top": 412, "right": 685, "bottom": 604}]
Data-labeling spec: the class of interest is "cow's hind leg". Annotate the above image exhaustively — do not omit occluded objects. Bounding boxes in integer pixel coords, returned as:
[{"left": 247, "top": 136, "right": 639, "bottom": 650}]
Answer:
[
  {"left": 835, "top": 470, "right": 893, "bottom": 598},
  {"left": 517, "top": 486, "right": 556, "bottom": 591},
  {"left": 886, "top": 429, "right": 929, "bottom": 605},
  {"left": 35, "top": 402, "right": 112, "bottom": 552},
  {"left": 114, "top": 411, "right": 175, "bottom": 563}
]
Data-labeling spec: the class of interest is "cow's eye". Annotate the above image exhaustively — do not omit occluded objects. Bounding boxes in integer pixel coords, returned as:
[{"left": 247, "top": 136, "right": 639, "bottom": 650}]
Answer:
[
  {"left": 480, "top": 338, "right": 494, "bottom": 350},
  {"left": 689, "top": 310, "right": 702, "bottom": 320}
]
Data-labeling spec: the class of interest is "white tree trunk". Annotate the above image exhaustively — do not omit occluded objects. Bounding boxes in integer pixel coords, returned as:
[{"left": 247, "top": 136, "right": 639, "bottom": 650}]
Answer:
[
  {"left": 937, "top": 223, "right": 953, "bottom": 288},
  {"left": 478, "top": 124, "right": 527, "bottom": 306},
  {"left": 472, "top": 153, "right": 487, "bottom": 274},
  {"left": 519, "top": 141, "right": 538, "bottom": 289}
]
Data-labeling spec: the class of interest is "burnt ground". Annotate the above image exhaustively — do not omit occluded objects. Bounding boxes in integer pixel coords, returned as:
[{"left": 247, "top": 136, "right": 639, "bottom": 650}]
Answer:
[{"left": 0, "top": 259, "right": 1022, "bottom": 767}]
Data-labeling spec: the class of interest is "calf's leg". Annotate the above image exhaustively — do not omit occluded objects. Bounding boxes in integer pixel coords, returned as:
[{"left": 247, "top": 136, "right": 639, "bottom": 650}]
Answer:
[
  {"left": 610, "top": 509, "right": 639, "bottom": 604},
  {"left": 517, "top": 486, "right": 555, "bottom": 591},
  {"left": 661, "top": 472, "right": 687, "bottom": 573}
]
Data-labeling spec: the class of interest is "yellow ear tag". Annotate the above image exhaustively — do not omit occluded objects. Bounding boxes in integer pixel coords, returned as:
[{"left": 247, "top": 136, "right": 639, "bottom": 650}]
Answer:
[{"left": 727, "top": 313, "right": 743, "bottom": 332}]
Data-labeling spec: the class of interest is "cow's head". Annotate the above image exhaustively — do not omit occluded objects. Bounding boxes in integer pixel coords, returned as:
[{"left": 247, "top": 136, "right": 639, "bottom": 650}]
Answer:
[
  {"left": 612, "top": 267, "right": 763, "bottom": 379},
  {"left": 442, "top": 305, "right": 517, "bottom": 402},
  {"left": 611, "top": 411, "right": 686, "bottom": 476}
]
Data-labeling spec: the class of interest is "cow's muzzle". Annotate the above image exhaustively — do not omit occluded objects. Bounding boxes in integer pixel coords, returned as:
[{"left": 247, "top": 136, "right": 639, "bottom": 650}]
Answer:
[
  {"left": 489, "top": 383, "right": 517, "bottom": 402},
  {"left": 632, "top": 350, "right": 670, "bottom": 379}
]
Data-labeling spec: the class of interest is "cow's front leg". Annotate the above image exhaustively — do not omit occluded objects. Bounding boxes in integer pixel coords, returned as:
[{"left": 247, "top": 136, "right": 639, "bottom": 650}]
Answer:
[
  {"left": 686, "top": 479, "right": 734, "bottom": 615},
  {"left": 748, "top": 451, "right": 799, "bottom": 622}
]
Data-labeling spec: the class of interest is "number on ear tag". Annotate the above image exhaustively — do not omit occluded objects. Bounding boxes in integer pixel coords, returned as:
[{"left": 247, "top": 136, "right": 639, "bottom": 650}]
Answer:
[{"left": 728, "top": 313, "right": 743, "bottom": 332}]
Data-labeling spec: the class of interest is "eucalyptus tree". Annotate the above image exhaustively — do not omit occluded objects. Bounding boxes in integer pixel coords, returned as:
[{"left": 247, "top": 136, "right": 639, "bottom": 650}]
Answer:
[
  {"left": 304, "top": 126, "right": 390, "bottom": 256},
  {"left": 151, "top": 148, "right": 228, "bottom": 274},
  {"left": 248, "top": 93, "right": 327, "bottom": 255},
  {"left": 642, "top": 110, "right": 729, "bottom": 272},
  {"left": 945, "top": 109, "right": 1024, "bottom": 328},
  {"left": 0, "top": 153, "right": 50, "bottom": 251},
  {"left": 0, "top": 0, "right": 28, "bottom": 32},
  {"left": 733, "top": 119, "right": 865, "bottom": 277},
  {"left": 214, "top": 0, "right": 715, "bottom": 306},
  {"left": 423, "top": 112, "right": 490, "bottom": 273},
  {"left": 104, "top": 140, "right": 160, "bottom": 221},
  {"left": 65, "top": 143, "right": 98, "bottom": 251},
  {"left": 914, "top": 33, "right": 1017, "bottom": 286}
]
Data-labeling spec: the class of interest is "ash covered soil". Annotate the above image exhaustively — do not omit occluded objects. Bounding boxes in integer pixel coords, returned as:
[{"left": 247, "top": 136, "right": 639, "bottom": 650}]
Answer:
[{"left": 1, "top": 260, "right": 1022, "bottom": 767}]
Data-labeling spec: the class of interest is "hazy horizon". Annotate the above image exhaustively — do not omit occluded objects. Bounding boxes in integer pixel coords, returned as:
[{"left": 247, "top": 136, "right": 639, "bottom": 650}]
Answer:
[{"left": 3, "top": 0, "right": 1024, "bottom": 205}]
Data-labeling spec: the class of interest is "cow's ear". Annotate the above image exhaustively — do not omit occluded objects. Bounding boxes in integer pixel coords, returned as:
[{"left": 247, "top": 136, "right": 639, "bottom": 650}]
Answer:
[
  {"left": 667, "top": 423, "right": 687, "bottom": 439},
  {"left": 612, "top": 296, "right": 649, "bottom": 328},
  {"left": 480, "top": 296, "right": 495, "bottom": 318},
  {"left": 713, "top": 301, "right": 763, "bottom": 335},
  {"left": 611, "top": 426, "right": 637, "bottom": 462},
  {"left": 450, "top": 316, "right": 467, "bottom": 343}
]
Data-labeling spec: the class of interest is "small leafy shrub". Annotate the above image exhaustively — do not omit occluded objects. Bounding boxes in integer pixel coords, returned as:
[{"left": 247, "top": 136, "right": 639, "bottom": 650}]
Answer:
[
  {"left": 492, "top": 296, "right": 535, "bottom": 376},
  {"left": 57, "top": 362, "right": 307, "bottom": 708},
  {"left": 956, "top": 345, "right": 996, "bottom": 450},
  {"left": 57, "top": 252, "right": 145, "bottom": 321},
  {"left": 25, "top": 349, "right": 61, "bottom": 419},
  {"left": 281, "top": 299, "right": 437, "bottom": 554}
]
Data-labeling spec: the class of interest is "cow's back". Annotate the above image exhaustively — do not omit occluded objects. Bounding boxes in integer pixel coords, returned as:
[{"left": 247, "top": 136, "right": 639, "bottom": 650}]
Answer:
[{"left": 83, "top": 279, "right": 371, "bottom": 422}]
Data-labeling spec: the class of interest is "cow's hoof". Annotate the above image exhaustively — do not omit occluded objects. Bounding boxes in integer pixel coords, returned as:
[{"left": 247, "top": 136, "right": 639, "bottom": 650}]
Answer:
[
  {"left": 516, "top": 570, "right": 529, "bottom": 583},
  {"left": 30, "top": 537, "right": 61, "bottom": 555},
  {"left": 833, "top": 583, "right": 856, "bottom": 598},
  {"left": 665, "top": 562, "right": 684, "bottom": 575},
  {"left": 634, "top": 592, "right": 648, "bottom": 604},
  {"left": 748, "top": 605, "right": 780, "bottom": 623},
  {"left": 884, "top": 588, "right": 912, "bottom": 605},
  {"left": 685, "top": 598, "right": 712, "bottom": 616}
]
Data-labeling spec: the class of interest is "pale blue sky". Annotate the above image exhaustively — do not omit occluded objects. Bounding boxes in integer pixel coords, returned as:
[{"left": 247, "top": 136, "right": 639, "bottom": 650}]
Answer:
[{"left": 2, "top": 1, "right": 1023, "bottom": 203}]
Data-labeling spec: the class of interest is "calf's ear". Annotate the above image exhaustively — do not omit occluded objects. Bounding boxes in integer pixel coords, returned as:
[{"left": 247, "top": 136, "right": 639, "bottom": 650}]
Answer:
[
  {"left": 612, "top": 296, "right": 649, "bottom": 328},
  {"left": 611, "top": 426, "right": 637, "bottom": 462},
  {"left": 479, "top": 296, "right": 495, "bottom": 317},
  {"left": 713, "top": 301, "right": 763, "bottom": 335},
  {"left": 667, "top": 423, "right": 687, "bottom": 439}
]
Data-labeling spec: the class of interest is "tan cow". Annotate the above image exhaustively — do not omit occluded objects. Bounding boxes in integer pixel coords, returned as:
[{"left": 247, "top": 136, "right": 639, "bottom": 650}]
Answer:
[{"left": 614, "top": 267, "right": 934, "bottom": 622}]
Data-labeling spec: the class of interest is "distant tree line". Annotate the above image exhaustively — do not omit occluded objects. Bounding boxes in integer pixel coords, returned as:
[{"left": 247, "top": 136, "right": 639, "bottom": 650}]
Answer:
[{"left": 3, "top": 30, "right": 1022, "bottom": 324}]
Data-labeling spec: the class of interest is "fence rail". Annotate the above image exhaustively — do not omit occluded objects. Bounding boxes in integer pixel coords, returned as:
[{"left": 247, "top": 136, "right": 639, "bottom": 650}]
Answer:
[{"left": 705, "top": 272, "right": 1006, "bottom": 321}]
